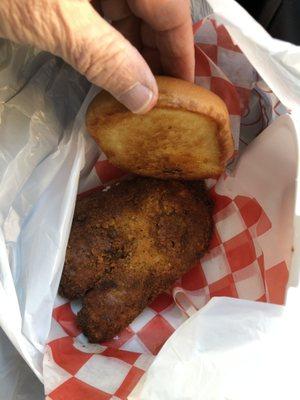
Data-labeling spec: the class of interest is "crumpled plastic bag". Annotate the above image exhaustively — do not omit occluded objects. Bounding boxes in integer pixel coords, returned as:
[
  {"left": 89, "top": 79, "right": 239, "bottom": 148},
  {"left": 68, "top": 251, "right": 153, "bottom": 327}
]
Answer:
[
  {"left": 0, "top": 39, "right": 91, "bottom": 387},
  {"left": 1, "top": 0, "right": 300, "bottom": 399},
  {"left": 129, "top": 297, "right": 300, "bottom": 400}
]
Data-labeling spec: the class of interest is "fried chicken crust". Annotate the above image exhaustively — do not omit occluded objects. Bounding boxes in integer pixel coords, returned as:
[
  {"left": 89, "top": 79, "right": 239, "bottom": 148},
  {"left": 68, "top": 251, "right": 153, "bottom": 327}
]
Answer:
[{"left": 59, "top": 177, "right": 213, "bottom": 342}]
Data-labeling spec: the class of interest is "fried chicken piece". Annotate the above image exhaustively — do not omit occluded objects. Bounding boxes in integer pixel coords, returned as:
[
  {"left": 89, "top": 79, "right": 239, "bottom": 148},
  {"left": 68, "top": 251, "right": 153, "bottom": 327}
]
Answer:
[{"left": 59, "top": 177, "right": 213, "bottom": 342}]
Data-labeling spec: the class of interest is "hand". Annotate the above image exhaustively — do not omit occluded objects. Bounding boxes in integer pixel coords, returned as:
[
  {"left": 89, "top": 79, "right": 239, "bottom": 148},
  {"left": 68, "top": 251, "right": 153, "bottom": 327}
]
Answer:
[{"left": 0, "top": 0, "right": 194, "bottom": 113}]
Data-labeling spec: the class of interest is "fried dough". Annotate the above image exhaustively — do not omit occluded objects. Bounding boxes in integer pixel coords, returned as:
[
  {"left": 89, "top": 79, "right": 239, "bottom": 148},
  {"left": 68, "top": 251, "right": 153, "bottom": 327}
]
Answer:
[{"left": 86, "top": 76, "right": 234, "bottom": 180}]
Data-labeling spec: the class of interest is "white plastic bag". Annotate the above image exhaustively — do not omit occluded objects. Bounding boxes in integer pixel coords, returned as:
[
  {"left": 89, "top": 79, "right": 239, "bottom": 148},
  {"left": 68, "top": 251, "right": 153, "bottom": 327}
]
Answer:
[
  {"left": 0, "top": 39, "right": 91, "bottom": 394},
  {"left": 129, "top": 297, "right": 300, "bottom": 400},
  {"left": 1, "top": 0, "right": 300, "bottom": 399}
]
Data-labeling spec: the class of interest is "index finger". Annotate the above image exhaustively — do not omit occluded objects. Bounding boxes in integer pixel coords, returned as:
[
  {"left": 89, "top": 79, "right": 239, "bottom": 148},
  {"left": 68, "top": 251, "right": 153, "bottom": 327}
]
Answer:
[{"left": 128, "top": 0, "right": 195, "bottom": 82}]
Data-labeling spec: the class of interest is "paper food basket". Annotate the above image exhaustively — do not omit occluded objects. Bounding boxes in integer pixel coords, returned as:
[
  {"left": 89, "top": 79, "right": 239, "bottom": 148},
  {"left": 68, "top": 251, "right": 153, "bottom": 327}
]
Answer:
[{"left": 1, "top": 0, "right": 300, "bottom": 399}]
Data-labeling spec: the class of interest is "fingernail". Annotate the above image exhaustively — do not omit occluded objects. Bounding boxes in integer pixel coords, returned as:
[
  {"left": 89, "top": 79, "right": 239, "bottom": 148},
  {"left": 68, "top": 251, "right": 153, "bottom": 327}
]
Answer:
[{"left": 118, "top": 83, "right": 154, "bottom": 113}]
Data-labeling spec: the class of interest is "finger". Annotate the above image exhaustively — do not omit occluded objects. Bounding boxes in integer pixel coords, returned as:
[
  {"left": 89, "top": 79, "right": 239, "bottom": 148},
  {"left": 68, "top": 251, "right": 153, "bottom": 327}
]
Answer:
[
  {"left": 156, "top": 21, "right": 195, "bottom": 82},
  {"left": 101, "top": 0, "right": 142, "bottom": 55},
  {"left": 100, "top": 0, "right": 131, "bottom": 21},
  {"left": 90, "top": 0, "right": 102, "bottom": 14},
  {"left": 128, "top": 0, "right": 195, "bottom": 82},
  {"left": 140, "top": 22, "right": 156, "bottom": 48},
  {"left": 140, "top": 22, "right": 162, "bottom": 73},
  {"left": 0, "top": 0, "right": 158, "bottom": 113},
  {"left": 0, "top": 0, "right": 157, "bottom": 112},
  {"left": 69, "top": 4, "right": 157, "bottom": 113},
  {"left": 141, "top": 47, "right": 162, "bottom": 75},
  {"left": 112, "top": 15, "right": 141, "bottom": 49}
]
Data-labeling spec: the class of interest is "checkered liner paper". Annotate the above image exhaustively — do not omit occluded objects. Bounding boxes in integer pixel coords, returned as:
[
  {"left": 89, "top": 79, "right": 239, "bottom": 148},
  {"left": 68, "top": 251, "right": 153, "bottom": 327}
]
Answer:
[{"left": 44, "top": 17, "right": 289, "bottom": 400}]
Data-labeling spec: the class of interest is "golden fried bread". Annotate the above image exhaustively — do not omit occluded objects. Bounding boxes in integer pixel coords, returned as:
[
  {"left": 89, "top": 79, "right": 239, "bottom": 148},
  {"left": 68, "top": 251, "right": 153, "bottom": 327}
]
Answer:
[
  {"left": 59, "top": 178, "right": 213, "bottom": 342},
  {"left": 86, "top": 76, "right": 234, "bottom": 180}
]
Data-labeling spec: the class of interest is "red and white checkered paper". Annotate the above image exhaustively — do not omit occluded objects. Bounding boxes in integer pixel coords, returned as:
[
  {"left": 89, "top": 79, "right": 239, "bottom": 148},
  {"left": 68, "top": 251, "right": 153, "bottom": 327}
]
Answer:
[{"left": 44, "top": 18, "right": 289, "bottom": 400}]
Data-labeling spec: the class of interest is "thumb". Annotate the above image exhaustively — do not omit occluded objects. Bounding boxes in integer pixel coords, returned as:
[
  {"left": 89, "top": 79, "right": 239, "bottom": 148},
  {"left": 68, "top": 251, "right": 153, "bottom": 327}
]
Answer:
[{"left": 58, "top": 2, "right": 158, "bottom": 113}]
